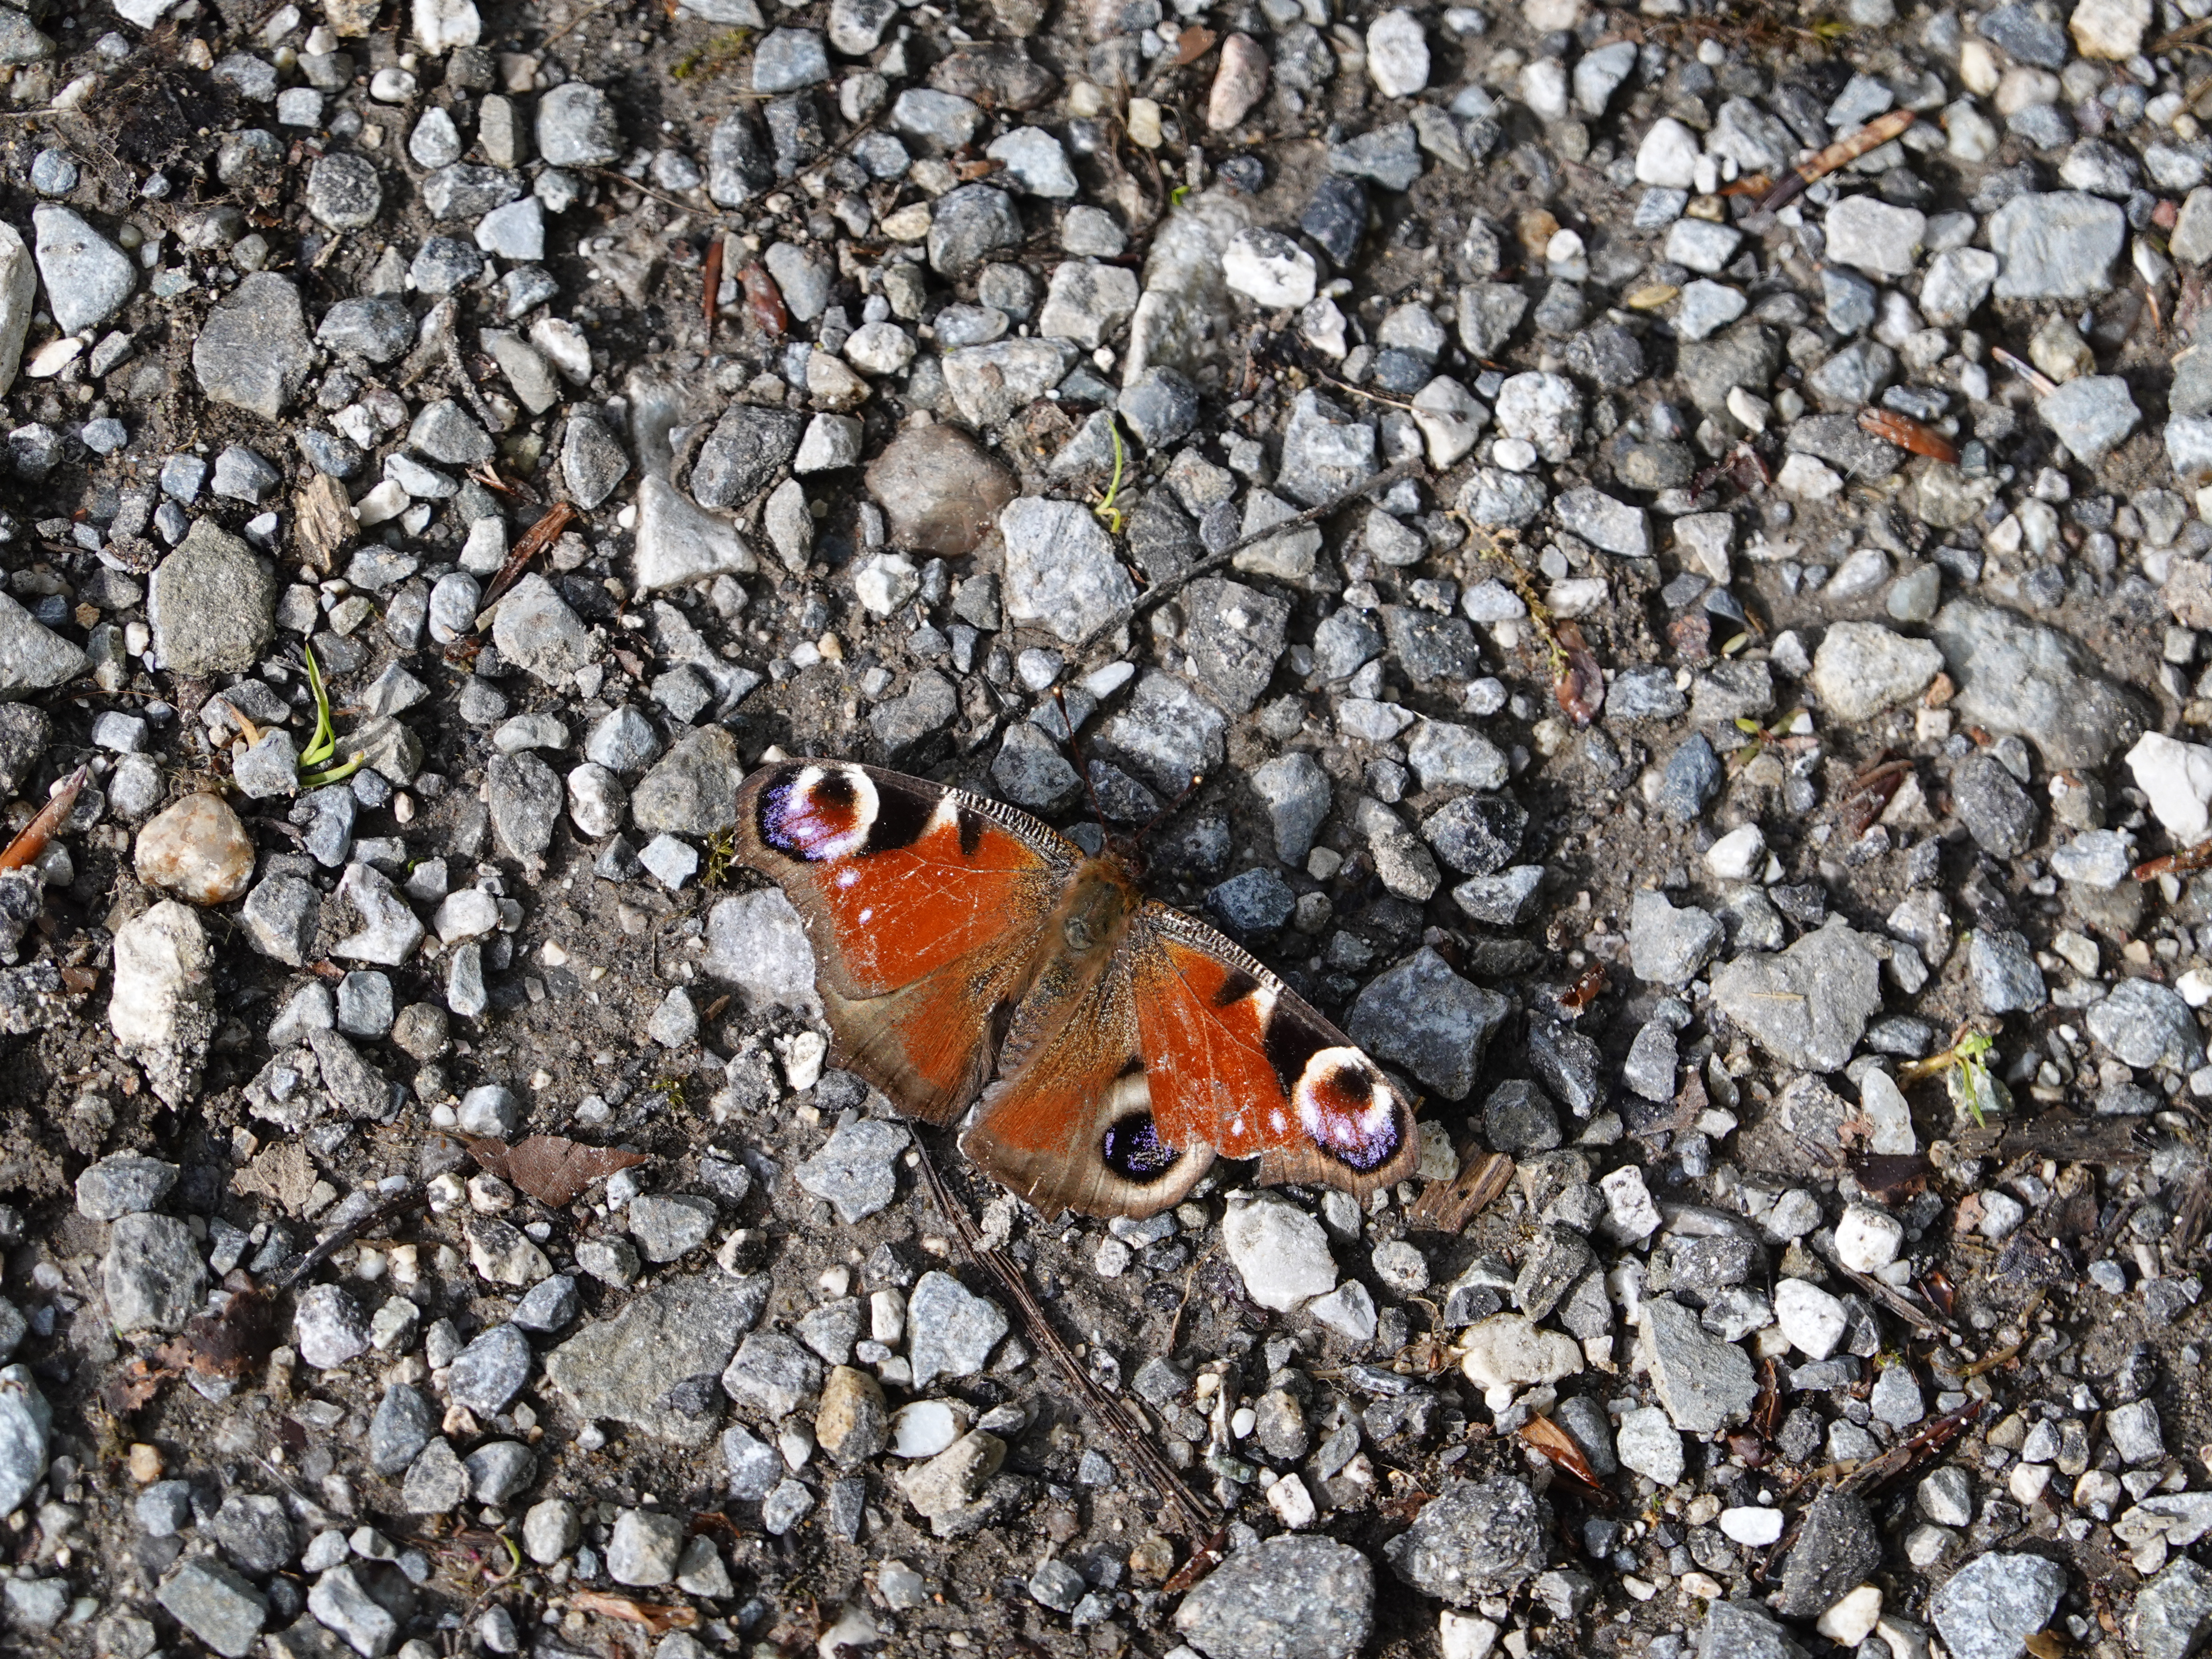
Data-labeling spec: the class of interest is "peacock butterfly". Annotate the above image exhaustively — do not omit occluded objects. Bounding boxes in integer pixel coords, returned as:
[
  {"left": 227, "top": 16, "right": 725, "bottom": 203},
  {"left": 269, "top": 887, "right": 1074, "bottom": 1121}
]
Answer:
[{"left": 734, "top": 758, "right": 1421, "bottom": 1220}]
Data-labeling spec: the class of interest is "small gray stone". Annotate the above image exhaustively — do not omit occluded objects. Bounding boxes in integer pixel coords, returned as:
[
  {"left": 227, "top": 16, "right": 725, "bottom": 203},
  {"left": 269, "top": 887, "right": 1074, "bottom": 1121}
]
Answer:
[
  {"left": 1639, "top": 1296, "right": 1758, "bottom": 1433},
  {"left": 1928, "top": 1551, "right": 2067, "bottom": 1659},
  {"left": 193, "top": 273, "right": 313, "bottom": 420},
  {"left": 447, "top": 1322, "right": 531, "bottom": 1414},
  {"left": 1657, "top": 733, "right": 1723, "bottom": 823},
  {"left": 2088, "top": 977, "right": 2204, "bottom": 1070},
  {"left": 1382, "top": 1478, "right": 1548, "bottom": 1606},
  {"left": 1954, "top": 752, "right": 2039, "bottom": 858},
  {"left": 151, "top": 519, "right": 276, "bottom": 677},
  {"left": 157, "top": 1558, "right": 267, "bottom": 1659},
  {"left": 1775, "top": 1490, "right": 1881, "bottom": 1618},
  {"left": 32, "top": 205, "right": 132, "bottom": 336},
  {"left": 491, "top": 573, "right": 593, "bottom": 686},
  {"left": 1933, "top": 600, "right": 2141, "bottom": 769},
  {"left": 536, "top": 82, "right": 622, "bottom": 167},
  {"left": 561, "top": 411, "right": 629, "bottom": 509},
  {"left": 307, "top": 1564, "right": 397, "bottom": 1658},
  {"left": 794, "top": 1115, "right": 908, "bottom": 1223},
  {"left": 1710, "top": 920, "right": 1883, "bottom": 1071},
  {"left": 2039, "top": 375, "right": 2139, "bottom": 464},
  {"left": 1811, "top": 621, "right": 1943, "bottom": 721},
  {"left": 1989, "top": 192, "right": 2127, "bottom": 299},
  {"left": 628, "top": 1193, "right": 717, "bottom": 1261},
  {"left": 1628, "top": 890, "right": 1723, "bottom": 986},
  {"left": 608, "top": 1508, "right": 688, "bottom": 1586},
  {"left": 305, "top": 153, "right": 382, "bottom": 231},
  {"left": 1174, "top": 1535, "right": 1376, "bottom": 1659},
  {"left": 929, "top": 184, "right": 1023, "bottom": 278},
  {"left": 1251, "top": 752, "right": 1333, "bottom": 864},
  {"left": 0, "top": 1365, "right": 49, "bottom": 1518},
  {"left": 1000, "top": 497, "right": 1137, "bottom": 643},
  {"left": 369, "top": 1384, "right": 433, "bottom": 1475},
  {"left": 544, "top": 1272, "right": 769, "bottom": 1445},
  {"left": 465, "top": 1439, "right": 538, "bottom": 1505},
  {"left": 722, "top": 1330, "right": 823, "bottom": 1416},
  {"left": 906, "top": 1270, "right": 1009, "bottom": 1388},
  {"left": 2132, "top": 1558, "right": 2212, "bottom": 1659},
  {"left": 75, "top": 1153, "right": 178, "bottom": 1221},
  {"left": 632, "top": 725, "right": 744, "bottom": 835},
  {"left": 295, "top": 1282, "right": 370, "bottom": 1368},
  {"left": 105, "top": 1212, "right": 206, "bottom": 1335},
  {"left": 1345, "top": 946, "right": 1506, "bottom": 1099}
]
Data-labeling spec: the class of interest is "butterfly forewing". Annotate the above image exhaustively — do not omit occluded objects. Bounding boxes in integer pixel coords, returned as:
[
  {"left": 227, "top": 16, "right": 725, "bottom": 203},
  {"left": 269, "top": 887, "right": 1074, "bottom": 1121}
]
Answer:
[{"left": 734, "top": 760, "right": 1072, "bottom": 1121}]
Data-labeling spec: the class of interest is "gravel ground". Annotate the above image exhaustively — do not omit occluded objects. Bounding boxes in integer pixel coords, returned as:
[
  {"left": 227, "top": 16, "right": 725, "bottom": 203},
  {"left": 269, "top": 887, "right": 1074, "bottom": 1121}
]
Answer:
[{"left": 8, "top": 0, "right": 2212, "bottom": 1656}]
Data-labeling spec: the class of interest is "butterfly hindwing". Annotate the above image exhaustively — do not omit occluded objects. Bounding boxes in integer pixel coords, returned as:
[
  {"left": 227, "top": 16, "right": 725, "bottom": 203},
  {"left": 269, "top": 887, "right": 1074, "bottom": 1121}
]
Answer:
[
  {"left": 960, "top": 941, "right": 1219, "bottom": 1220},
  {"left": 960, "top": 895, "right": 1416, "bottom": 1219},
  {"left": 1133, "top": 906, "right": 1420, "bottom": 1196},
  {"left": 734, "top": 759, "right": 1074, "bottom": 1123}
]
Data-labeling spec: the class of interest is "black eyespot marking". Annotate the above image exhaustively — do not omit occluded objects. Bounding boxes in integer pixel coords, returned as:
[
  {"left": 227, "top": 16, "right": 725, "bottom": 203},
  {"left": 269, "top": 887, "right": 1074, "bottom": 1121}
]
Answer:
[
  {"left": 958, "top": 805, "right": 986, "bottom": 857},
  {"left": 1329, "top": 1062, "right": 1369, "bottom": 1101},
  {"left": 1262, "top": 1002, "right": 1329, "bottom": 1093},
  {"left": 865, "top": 782, "right": 935, "bottom": 853},
  {"left": 813, "top": 768, "right": 857, "bottom": 812},
  {"left": 1115, "top": 1054, "right": 1146, "bottom": 1080},
  {"left": 1212, "top": 969, "right": 1262, "bottom": 1009},
  {"left": 1101, "top": 1111, "right": 1181, "bottom": 1183}
]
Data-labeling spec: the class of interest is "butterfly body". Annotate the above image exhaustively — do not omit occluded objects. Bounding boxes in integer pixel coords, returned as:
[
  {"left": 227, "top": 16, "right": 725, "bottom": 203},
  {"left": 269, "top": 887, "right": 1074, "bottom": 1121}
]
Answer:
[{"left": 735, "top": 759, "right": 1419, "bottom": 1219}]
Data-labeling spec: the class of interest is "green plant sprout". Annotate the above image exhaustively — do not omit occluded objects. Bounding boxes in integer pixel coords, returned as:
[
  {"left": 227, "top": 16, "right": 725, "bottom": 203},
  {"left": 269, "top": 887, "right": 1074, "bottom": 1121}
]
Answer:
[
  {"left": 296, "top": 645, "right": 368, "bottom": 789},
  {"left": 1091, "top": 416, "right": 1127, "bottom": 535},
  {"left": 1730, "top": 708, "right": 1808, "bottom": 774},
  {"left": 1901, "top": 1028, "right": 2002, "bottom": 1127}
]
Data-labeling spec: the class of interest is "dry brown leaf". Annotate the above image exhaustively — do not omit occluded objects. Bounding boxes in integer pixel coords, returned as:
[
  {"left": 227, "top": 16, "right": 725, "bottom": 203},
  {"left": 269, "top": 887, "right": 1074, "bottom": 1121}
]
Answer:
[
  {"left": 468, "top": 1135, "right": 647, "bottom": 1207},
  {"left": 102, "top": 1358, "right": 165, "bottom": 1415},
  {"left": 0, "top": 765, "right": 87, "bottom": 871},
  {"left": 569, "top": 1590, "right": 699, "bottom": 1634},
  {"left": 232, "top": 1142, "right": 319, "bottom": 1212},
  {"left": 152, "top": 1287, "right": 277, "bottom": 1382},
  {"left": 1521, "top": 1415, "right": 1609, "bottom": 1500}
]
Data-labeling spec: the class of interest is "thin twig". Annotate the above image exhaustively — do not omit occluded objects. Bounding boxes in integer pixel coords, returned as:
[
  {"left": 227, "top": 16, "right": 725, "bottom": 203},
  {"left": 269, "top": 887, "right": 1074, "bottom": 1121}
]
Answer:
[
  {"left": 1076, "top": 455, "right": 1427, "bottom": 656},
  {"left": 909, "top": 1136, "right": 1217, "bottom": 1537},
  {"left": 579, "top": 166, "right": 709, "bottom": 217},
  {"left": 542, "top": 0, "right": 615, "bottom": 45}
]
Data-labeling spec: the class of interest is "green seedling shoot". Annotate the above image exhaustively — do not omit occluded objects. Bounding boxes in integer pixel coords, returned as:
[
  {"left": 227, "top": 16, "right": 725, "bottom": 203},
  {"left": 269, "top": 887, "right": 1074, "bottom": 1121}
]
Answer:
[
  {"left": 1946, "top": 1031, "right": 2000, "bottom": 1128},
  {"left": 1091, "top": 416, "right": 1127, "bottom": 535},
  {"left": 296, "top": 645, "right": 368, "bottom": 789},
  {"left": 1900, "top": 1028, "right": 2003, "bottom": 1128}
]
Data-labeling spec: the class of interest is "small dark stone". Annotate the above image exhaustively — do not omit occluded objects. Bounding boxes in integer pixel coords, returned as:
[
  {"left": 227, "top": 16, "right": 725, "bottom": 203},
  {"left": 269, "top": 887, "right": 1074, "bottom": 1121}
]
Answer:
[
  {"left": 1656, "top": 733, "right": 1722, "bottom": 822},
  {"left": 1774, "top": 1491, "right": 1882, "bottom": 1618},
  {"left": 1302, "top": 175, "right": 1367, "bottom": 266},
  {"left": 1952, "top": 752, "right": 2038, "bottom": 859}
]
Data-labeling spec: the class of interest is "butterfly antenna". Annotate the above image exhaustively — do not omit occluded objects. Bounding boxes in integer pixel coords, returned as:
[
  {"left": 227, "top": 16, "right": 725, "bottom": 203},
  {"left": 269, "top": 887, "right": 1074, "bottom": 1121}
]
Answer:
[{"left": 1052, "top": 685, "right": 1110, "bottom": 829}]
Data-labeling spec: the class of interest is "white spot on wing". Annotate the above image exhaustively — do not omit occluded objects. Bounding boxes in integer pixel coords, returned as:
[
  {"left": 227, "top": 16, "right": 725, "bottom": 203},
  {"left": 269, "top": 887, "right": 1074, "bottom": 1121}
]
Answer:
[
  {"left": 1293, "top": 1045, "right": 1399, "bottom": 1161},
  {"left": 926, "top": 793, "right": 961, "bottom": 836},
  {"left": 793, "top": 765, "right": 879, "bottom": 862}
]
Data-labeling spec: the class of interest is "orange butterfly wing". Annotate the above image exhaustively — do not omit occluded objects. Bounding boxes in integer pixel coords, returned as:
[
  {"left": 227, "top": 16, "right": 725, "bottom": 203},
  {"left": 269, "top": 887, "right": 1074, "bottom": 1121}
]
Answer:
[
  {"left": 734, "top": 760, "right": 1072, "bottom": 1123},
  {"left": 960, "top": 887, "right": 1419, "bottom": 1219}
]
